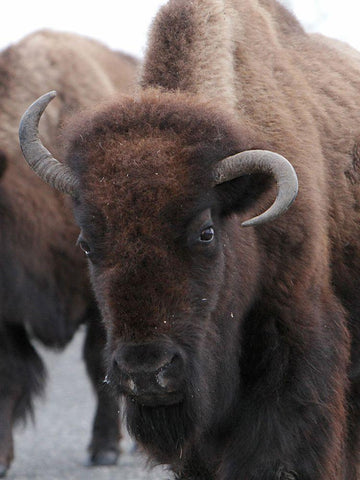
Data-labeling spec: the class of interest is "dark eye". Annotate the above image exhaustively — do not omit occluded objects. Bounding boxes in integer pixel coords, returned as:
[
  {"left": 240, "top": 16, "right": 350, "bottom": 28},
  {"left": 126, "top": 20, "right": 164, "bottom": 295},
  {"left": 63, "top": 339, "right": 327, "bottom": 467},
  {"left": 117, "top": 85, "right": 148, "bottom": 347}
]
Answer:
[
  {"left": 199, "top": 226, "right": 215, "bottom": 243},
  {"left": 77, "top": 237, "right": 91, "bottom": 256}
]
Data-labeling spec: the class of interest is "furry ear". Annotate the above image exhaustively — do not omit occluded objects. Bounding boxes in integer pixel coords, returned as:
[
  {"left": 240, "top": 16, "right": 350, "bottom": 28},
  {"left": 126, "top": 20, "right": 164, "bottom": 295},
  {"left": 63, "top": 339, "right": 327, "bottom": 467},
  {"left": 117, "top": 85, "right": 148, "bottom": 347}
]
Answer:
[
  {"left": 214, "top": 172, "right": 272, "bottom": 218},
  {"left": 0, "top": 150, "right": 8, "bottom": 179}
]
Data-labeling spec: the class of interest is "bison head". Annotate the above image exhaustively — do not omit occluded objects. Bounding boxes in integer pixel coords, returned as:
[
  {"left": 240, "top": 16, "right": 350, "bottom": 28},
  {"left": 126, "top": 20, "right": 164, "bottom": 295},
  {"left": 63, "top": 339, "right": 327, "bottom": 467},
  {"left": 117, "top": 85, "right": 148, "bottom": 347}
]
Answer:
[{"left": 19, "top": 89, "right": 297, "bottom": 462}]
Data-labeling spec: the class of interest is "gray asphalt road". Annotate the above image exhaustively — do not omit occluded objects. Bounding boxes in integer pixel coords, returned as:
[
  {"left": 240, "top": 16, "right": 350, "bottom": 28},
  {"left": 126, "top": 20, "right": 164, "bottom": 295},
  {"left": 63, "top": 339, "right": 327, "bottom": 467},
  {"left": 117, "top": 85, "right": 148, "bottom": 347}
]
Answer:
[{"left": 7, "top": 327, "right": 169, "bottom": 480}]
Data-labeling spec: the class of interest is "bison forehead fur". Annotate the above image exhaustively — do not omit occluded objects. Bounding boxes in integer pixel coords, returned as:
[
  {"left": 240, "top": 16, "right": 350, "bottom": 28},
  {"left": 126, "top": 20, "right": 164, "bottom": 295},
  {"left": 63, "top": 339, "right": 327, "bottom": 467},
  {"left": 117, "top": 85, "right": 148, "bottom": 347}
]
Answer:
[{"left": 66, "top": 91, "right": 262, "bottom": 341}]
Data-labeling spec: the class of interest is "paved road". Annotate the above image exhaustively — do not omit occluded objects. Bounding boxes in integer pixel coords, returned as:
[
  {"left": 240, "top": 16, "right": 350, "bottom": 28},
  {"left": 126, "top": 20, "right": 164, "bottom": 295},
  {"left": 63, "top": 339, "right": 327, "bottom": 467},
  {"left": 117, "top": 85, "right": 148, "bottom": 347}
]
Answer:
[{"left": 7, "top": 327, "right": 169, "bottom": 480}]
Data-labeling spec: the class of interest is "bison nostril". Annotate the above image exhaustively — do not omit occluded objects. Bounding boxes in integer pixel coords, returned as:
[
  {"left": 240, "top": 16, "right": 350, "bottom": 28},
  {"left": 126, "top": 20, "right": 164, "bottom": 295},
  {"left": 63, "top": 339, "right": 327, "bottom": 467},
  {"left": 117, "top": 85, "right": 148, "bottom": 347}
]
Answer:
[
  {"left": 156, "top": 369, "right": 170, "bottom": 389},
  {"left": 155, "top": 355, "right": 182, "bottom": 391}
]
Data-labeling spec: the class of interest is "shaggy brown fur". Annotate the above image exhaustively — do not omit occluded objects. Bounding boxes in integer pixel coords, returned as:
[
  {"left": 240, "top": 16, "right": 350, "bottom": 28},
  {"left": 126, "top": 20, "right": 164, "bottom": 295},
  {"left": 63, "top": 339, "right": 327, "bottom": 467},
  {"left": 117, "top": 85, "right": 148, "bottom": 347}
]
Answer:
[
  {"left": 27, "top": 1, "right": 360, "bottom": 479},
  {"left": 0, "top": 30, "right": 138, "bottom": 476}
]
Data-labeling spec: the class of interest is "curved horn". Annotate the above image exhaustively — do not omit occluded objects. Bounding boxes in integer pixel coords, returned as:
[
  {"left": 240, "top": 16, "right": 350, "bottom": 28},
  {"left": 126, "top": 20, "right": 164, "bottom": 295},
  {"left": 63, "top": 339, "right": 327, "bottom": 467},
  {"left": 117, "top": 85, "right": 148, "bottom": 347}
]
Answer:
[
  {"left": 19, "top": 91, "right": 79, "bottom": 196},
  {"left": 213, "top": 150, "right": 298, "bottom": 227}
]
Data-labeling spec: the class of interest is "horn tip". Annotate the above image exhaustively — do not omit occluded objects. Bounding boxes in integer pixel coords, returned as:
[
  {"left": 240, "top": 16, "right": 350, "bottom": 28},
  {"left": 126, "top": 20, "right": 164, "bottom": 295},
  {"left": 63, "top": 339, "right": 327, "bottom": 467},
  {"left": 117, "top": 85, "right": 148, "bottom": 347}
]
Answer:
[
  {"left": 241, "top": 219, "right": 256, "bottom": 228},
  {"left": 41, "top": 90, "right": 57, "bottom": 103},
  {"left": 37, "top": 90, "right": 57, "bottom": 104}
]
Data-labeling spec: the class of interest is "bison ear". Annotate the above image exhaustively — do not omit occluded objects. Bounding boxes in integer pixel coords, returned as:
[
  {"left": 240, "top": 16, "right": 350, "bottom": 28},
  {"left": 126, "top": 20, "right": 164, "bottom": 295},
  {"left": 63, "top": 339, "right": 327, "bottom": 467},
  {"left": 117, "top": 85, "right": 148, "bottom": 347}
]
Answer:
[
  {"left": 215, "top": 173, "right": 272, "bottom": 218},
  {"left": 213, "top": 150, "right": 298, "bottom": 226},
  {"left": 0, "top": 150, "right": 8, "bottom": 179}
]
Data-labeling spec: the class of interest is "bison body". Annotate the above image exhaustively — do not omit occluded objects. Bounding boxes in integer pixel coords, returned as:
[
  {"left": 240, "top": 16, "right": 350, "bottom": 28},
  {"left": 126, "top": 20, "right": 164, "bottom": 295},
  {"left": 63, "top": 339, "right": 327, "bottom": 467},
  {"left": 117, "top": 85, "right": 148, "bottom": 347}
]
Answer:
[
  {"left": 0, "top": 30, "right": 137, "bottom": 476},
  {"left": 19, "top": 2, "right": 360, "bottom": 480}
]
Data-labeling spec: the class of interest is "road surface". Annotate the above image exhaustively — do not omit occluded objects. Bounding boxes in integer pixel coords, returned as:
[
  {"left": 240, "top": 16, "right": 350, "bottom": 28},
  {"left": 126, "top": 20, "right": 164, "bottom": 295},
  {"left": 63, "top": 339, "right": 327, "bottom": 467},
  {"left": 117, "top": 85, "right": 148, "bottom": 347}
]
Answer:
[{"left": 7, "top": 327, "right": 169, "bottom": 480}]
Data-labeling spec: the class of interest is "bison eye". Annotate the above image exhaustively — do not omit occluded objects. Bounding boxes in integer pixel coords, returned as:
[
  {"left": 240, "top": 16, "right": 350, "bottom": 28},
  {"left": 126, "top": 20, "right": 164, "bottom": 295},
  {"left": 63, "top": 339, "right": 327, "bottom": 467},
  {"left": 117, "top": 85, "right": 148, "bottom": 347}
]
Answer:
[
  {"left": 200, "top": 226, "right": 215, "bottom": 243},
  {"left": 77, "top": 237, "right": 91, "bottom": 256}
]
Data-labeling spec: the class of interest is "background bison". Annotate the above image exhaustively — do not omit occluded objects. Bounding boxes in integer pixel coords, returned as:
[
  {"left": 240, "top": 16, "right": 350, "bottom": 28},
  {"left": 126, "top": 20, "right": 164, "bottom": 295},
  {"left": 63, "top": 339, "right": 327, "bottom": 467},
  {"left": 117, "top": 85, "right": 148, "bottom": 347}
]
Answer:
[
  {"left": 19, "top": 0, "right": 360, "bottom": 479},
  {"left": 0, "top": 30, "right": 137, "bottom": 477}
]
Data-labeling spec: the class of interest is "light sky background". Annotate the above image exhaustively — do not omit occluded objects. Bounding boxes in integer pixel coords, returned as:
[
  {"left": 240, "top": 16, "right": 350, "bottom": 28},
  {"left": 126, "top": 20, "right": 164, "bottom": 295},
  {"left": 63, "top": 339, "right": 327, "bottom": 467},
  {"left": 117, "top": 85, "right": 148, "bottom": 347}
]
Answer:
[{"left": 1, "top": 0, "right": 360, "bottom": 59}]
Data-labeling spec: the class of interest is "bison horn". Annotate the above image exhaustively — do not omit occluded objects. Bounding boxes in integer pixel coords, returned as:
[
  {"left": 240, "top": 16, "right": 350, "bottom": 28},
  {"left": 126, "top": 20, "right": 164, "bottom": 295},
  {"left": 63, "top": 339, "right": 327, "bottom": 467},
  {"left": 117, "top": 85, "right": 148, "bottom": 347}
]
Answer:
[
  {"left": 19, "top": 91, "right": 79, "bottom": 196},
  {"left": 213, "top": 150, "right": 298, "bottom": 227}
]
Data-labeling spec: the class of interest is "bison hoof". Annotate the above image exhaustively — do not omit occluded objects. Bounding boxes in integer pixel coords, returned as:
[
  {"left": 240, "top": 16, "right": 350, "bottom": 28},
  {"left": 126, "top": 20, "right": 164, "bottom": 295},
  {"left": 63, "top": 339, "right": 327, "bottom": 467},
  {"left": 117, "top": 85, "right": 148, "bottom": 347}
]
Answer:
[
  {"left": 0, "top": 464, "right": 8, "bottom": 478},
  {"left": 86, "top": 449, "right": 119, "bottom": 467}
]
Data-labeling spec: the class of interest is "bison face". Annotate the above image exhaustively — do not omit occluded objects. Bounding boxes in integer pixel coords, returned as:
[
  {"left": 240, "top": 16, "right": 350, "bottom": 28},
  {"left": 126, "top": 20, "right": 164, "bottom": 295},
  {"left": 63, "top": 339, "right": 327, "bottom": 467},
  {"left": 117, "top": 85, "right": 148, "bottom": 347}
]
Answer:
[
  {"left": 19, "top": 90, "right": 297, "bottom": 462},
  {"left": 75, "top": 187, "right": 253, "bottom": 461}
]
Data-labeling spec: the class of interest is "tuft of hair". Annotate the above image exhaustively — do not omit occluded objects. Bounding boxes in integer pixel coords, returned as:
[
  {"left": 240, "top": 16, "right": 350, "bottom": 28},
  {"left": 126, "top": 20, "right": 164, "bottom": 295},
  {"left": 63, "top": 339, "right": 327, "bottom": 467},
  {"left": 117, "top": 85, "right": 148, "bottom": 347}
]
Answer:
[{"left": 124, "top": 398, "right": 194, "bottom": 464}]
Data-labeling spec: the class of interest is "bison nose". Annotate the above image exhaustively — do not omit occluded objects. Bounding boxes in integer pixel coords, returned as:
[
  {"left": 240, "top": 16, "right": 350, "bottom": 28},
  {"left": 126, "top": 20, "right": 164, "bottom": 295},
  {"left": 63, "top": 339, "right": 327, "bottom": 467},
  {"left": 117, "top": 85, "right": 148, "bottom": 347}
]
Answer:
[{"left": 112, "top": 342, "right": 184, "bottom": 405}]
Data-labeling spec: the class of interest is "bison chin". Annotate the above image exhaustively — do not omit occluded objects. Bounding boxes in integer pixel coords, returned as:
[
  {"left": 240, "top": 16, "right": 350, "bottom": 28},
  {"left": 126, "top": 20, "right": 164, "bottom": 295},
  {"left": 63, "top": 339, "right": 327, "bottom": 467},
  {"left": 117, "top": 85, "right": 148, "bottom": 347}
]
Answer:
[{"left": 124, "top": 397, "right": 194, "bottom": 463}]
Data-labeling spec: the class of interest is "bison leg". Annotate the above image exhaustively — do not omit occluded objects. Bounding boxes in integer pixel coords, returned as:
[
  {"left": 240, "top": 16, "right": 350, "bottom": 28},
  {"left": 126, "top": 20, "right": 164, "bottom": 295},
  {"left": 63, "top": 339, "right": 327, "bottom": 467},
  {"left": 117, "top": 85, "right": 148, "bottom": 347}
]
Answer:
[
  {"left": 0, "top": 323, "right": 46, "bottom": 477},
  {"left": 82, "top": 310, "right": 121, "bottom": 466}
]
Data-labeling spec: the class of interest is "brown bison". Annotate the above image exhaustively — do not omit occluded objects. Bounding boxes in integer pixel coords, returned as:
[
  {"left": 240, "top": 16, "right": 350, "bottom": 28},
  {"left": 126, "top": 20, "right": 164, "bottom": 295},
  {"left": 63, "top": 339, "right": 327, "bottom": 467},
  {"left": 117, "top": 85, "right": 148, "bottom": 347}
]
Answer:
[
  {"left": 0, "top": 30, "right": 138, "bottom": 477},
  {"left": 19, "top": 1, "right": 360, "bottom": 479}
]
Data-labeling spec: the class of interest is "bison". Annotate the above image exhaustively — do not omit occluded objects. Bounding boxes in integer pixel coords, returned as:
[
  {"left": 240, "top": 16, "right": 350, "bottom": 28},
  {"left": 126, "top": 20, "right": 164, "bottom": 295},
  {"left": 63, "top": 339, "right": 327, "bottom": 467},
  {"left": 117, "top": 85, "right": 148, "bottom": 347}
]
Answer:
[
  {"left": 0, "top": 30, "right": 137, "bottom": 476},
  {"left": 19, "top": 1, "right": 360, "bottom": 479}
]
